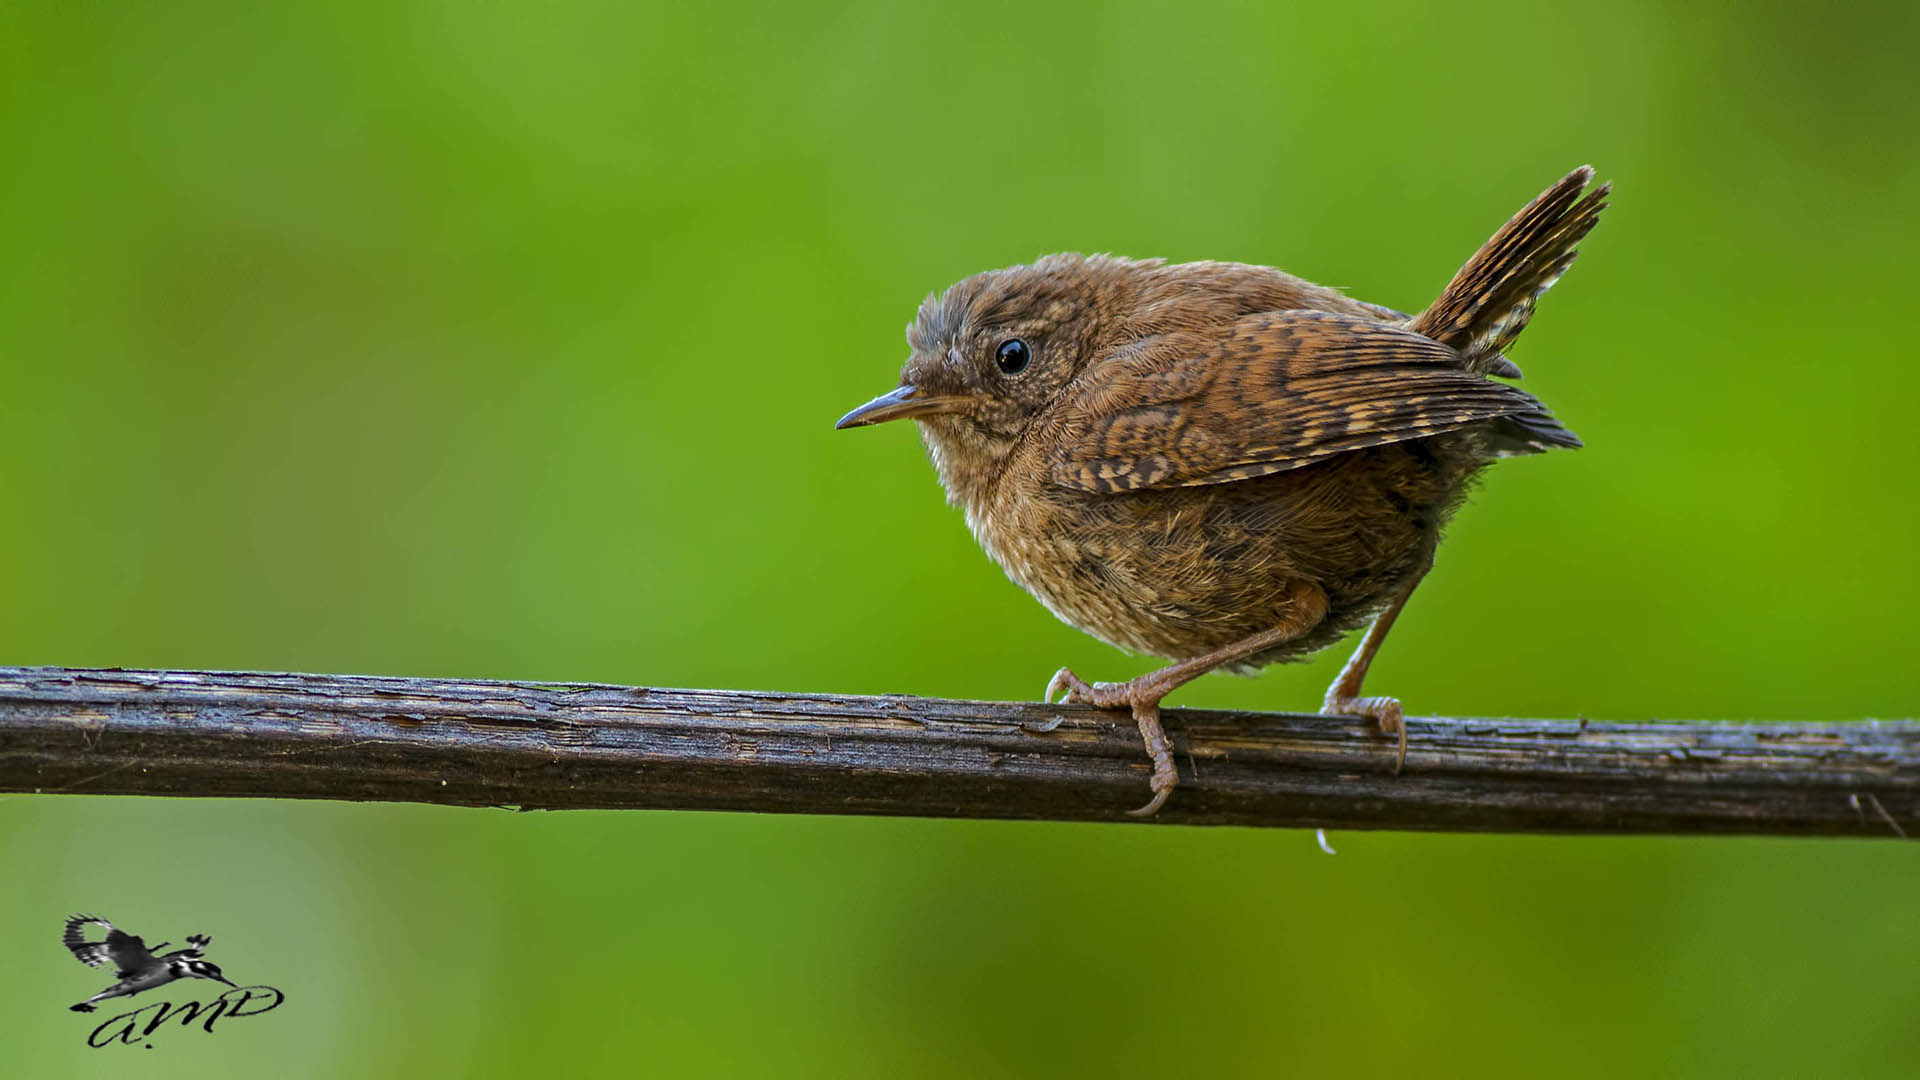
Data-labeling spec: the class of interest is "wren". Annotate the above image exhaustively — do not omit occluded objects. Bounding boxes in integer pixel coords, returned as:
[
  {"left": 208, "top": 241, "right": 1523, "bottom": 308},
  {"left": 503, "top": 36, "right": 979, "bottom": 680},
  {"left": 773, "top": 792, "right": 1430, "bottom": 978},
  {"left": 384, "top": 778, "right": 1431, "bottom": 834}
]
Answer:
[{"left": 838, "top": 167, "right": 1607, "bottom": 815}]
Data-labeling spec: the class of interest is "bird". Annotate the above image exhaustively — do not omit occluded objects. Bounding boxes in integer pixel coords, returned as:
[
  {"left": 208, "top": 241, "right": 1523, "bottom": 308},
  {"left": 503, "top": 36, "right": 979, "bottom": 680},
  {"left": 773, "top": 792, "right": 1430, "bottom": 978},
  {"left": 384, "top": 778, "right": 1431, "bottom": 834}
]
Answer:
[
  {"left": 63, "top": 914, "right": 234, "bottom": 1012},
  {"left": 836, "top": 166, "right": 1606, "bottom": 814}
]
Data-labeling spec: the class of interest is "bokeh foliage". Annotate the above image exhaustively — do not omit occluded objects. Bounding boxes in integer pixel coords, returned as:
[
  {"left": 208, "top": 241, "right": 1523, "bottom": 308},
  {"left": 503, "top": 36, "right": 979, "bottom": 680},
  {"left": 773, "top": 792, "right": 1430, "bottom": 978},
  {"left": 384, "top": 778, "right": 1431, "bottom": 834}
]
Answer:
[{"left": 2, "top": 1, "right": 1916, "bottom": 1075}]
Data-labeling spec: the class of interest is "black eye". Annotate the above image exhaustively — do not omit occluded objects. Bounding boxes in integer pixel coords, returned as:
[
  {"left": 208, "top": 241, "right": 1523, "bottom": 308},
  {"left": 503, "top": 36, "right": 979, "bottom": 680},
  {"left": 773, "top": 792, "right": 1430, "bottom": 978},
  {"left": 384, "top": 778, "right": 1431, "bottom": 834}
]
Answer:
[{"left": 995, "top": 338, "right": 1032, "bottom": 375}]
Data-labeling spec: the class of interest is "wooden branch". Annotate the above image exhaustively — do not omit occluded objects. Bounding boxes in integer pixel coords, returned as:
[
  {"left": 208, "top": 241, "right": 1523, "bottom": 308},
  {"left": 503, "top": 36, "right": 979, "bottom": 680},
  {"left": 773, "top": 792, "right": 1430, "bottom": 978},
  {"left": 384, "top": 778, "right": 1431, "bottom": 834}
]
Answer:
[{"left": 0, "top": 667, "right": 1912, "bottom": 836}]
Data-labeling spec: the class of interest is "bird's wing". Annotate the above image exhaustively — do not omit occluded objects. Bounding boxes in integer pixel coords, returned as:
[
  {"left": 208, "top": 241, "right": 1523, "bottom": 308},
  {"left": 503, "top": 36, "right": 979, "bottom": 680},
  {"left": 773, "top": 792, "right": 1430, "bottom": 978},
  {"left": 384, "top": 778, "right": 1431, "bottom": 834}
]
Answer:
[
  {"left": 63, "top": 915, "right": 118, "bottom": 969},
  {"left": 102, "top": 930, "right": 156, "bottom": 978},
  {"left": 1336, "top": 298, "right": 1524, "bottom": 378},
  {"left": 1048, "top": 310, "right": 1577, "bottom": 495}
]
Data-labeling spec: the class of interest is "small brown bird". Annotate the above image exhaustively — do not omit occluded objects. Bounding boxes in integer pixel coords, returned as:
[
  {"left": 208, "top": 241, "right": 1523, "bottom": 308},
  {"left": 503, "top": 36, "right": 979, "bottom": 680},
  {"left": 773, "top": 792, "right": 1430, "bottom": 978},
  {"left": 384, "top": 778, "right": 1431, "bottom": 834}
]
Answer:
[{"left": 838, "top": 167, "right": 1606, "bottom": 814}]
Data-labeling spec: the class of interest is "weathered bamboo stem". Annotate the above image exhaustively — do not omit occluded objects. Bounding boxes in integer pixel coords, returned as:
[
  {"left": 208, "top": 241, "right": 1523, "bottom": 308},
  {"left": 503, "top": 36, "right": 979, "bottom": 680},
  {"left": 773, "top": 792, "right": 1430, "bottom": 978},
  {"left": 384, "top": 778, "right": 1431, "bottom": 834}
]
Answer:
[{"left": 0, "top": 667, "right": 1911, "bottom": 835}]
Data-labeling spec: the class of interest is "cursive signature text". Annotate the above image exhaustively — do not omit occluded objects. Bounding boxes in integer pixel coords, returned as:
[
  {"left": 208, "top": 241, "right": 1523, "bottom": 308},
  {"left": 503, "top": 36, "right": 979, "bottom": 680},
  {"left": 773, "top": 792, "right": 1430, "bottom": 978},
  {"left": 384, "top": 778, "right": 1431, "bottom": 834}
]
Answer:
[{"left": 87, "top": 986, "right": 286, "bottom": 1049}]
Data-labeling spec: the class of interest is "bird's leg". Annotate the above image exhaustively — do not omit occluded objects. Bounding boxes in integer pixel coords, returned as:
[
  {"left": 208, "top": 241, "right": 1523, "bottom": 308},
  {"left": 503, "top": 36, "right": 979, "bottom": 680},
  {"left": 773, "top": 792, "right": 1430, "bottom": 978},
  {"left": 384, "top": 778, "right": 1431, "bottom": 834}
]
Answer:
[
  {"left": 1046, "top": 580, "right": 1330, "bottom": 817},
  {"left": 1322, "top": 566, "right": 1429, "bottom": 773}
]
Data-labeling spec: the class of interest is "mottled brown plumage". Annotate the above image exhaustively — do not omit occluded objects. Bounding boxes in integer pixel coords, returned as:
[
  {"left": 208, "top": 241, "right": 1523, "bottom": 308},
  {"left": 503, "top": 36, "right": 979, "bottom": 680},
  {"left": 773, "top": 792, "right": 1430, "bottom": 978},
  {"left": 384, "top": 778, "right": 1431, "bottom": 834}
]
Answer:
[{"left": 838, "top": 167, "right": 1607, "bottom": 814}]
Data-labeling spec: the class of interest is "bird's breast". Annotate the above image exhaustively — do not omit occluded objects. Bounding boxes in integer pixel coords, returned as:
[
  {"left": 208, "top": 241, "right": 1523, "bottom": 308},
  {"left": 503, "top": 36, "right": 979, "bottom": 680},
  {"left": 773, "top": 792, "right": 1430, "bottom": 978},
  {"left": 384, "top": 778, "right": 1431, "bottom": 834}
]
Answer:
[
  {"left": 967, "top": 474, "right": 1308, "bottom": 660},
  {"left": 965, "top": 445, "right": 1453, "bottom": 664}
]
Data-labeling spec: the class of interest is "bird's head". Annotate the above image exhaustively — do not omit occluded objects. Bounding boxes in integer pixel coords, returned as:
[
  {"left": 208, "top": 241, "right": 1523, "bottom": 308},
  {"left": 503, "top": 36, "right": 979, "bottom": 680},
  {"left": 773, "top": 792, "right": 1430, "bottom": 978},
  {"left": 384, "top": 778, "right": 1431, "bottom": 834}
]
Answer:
[
  {"left": 180, "top": 959, "right": 234, "bottom": 986},
  {"left": 835, "top": 253, "right": 1150, "bottom": 508}
]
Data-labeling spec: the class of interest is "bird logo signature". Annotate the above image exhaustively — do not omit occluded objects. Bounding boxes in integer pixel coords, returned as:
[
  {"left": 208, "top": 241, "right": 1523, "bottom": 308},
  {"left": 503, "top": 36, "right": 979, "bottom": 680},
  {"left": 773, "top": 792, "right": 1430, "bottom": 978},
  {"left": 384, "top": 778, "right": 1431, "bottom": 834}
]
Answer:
[{"left": 63, "top": 914, "right": 235, "bottom": 1013}]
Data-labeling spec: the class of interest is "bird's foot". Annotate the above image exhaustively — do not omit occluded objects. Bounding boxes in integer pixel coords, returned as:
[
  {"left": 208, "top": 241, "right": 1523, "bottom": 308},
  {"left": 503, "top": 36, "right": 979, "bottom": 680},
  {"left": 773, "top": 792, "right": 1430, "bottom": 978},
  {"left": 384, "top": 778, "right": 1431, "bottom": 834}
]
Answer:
[
  {"left": 1322, "top": 691, "right": 1407, "bottom": 774},
  {"left": 1044, "top": 667, "right": 1179, "bottom": 816},
  {"left": 1043, "top": 667, "right": 1134, "bottom": 709}
]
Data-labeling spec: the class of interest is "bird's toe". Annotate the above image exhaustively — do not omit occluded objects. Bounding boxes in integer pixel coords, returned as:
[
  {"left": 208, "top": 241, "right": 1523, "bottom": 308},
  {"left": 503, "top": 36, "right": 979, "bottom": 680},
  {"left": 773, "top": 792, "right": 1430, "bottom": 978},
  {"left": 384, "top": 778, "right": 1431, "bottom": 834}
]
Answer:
[{"left": 1323, "top": 694, "right": 1409, "bottom": 774}]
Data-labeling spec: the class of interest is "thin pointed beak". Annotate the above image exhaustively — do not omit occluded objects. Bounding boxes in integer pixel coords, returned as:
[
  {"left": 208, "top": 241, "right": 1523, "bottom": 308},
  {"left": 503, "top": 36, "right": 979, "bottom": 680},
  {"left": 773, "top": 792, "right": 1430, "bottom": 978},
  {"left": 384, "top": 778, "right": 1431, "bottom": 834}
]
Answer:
[
  {"left": 834, "top": 384, "right": 969, "bottom": 429},
  {"left": 214, "top": 975, "right": 236, "bottom": 987}
]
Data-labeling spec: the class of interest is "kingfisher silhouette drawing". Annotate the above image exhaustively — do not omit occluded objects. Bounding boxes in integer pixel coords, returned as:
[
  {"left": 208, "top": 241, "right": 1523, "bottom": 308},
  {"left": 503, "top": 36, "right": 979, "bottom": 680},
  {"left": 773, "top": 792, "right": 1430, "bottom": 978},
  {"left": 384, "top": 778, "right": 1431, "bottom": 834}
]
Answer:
[{"left": 62, "top": 914, "right": 235, "bottom": 1012}]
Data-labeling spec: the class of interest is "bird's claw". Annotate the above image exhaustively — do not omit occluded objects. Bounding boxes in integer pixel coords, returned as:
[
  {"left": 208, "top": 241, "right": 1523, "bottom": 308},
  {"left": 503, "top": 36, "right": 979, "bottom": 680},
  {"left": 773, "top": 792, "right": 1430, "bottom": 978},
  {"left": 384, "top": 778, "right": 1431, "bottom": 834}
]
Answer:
[
  {"left": 1323, "top": 694, "right": 1409, "bottom": 774},
  {"left": 1043, "top": 666, "right": 1090, "bottom": 705},
  {"left": 1044, "top": 666, "right": 1179, "bottom": 815},
  {"left": 1126, "top": 754, "right": 1178, "bottom": 817},
  {"left": 1043, "top": 667, "right": 1132, "bottom": 709}
]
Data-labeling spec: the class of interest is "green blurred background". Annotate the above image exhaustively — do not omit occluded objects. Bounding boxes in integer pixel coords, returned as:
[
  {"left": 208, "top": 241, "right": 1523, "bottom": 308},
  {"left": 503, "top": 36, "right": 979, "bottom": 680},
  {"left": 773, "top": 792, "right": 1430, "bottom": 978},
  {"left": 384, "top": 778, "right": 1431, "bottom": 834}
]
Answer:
[{"left": 3, "top": 1, "right": 1916, "bottom": 1075}]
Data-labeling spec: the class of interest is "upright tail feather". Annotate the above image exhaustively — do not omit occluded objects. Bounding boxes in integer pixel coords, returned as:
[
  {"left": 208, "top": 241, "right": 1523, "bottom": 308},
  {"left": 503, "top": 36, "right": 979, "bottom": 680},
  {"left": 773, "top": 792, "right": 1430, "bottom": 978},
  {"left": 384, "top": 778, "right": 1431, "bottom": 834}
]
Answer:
[{"left": 1412, "top": 166, "right": 1609, "bottom": 372}]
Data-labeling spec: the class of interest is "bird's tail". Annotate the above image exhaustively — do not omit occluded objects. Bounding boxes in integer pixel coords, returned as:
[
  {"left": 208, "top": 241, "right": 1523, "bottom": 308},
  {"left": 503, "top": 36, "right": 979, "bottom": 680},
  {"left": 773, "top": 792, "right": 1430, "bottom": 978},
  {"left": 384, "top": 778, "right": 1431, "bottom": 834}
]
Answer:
[{"left": 1411, "top": 166, "right": 1609, "bottom": 373}]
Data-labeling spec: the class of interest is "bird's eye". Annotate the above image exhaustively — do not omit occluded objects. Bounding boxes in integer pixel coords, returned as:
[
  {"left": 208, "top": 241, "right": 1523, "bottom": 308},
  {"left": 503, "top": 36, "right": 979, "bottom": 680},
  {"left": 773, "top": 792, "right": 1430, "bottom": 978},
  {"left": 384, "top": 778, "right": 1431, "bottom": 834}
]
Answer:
[{"left": 995, "top": 338, "right": 1032, "bottom": 375}]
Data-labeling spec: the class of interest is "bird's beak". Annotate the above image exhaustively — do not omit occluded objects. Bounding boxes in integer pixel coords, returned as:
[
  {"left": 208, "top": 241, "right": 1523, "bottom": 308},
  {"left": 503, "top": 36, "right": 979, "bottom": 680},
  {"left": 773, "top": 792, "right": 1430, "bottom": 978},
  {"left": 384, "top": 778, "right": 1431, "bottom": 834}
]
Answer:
[
  {"left": 214, "top": 975, "right": 236, "bottom": 987},
  {"left": 834, "top": 384, "right": 969, "bottom": 429}
]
